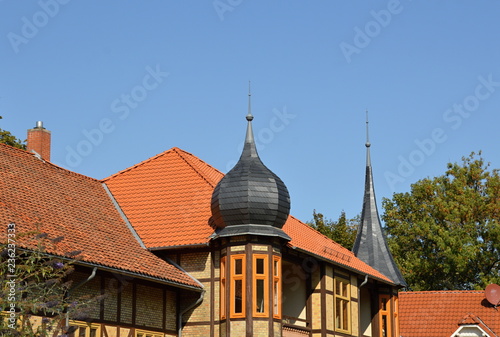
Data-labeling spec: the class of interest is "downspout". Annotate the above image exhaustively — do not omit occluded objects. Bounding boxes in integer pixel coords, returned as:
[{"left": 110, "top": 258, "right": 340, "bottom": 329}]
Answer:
[
  {"left": 66, "top": 267, "right": 97, "bottom": 327},
  {"left": 177, "top": 289, "right": 205, "bottom": 337},
  {"left": 358, "top": 275, "right": 369, "bottom": 337},
  {"left": 165, "top": 258, "right": 205, "bottom": 337},
  {"left": 360, "top": 274, "right": 369, "bottom": 288}
]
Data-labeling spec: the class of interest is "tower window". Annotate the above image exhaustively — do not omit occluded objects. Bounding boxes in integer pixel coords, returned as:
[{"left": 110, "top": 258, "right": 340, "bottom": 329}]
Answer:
[
  {"left": 220, "top": 256, "right": 226, "bottom": 319},
  {"left": 253, "top": 254, "right": 268, "bottom": 316},
  {"left": 273, "top": 256, "right": 281, "bottom": 318},
  {"left": 230, "top": 254, "right": 246, "bottom": 318}
]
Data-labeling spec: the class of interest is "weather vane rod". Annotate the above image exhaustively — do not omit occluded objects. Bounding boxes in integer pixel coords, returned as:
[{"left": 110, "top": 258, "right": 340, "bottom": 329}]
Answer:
[{"left": 365, "top": 110, "right": 371, "bottom": 148}]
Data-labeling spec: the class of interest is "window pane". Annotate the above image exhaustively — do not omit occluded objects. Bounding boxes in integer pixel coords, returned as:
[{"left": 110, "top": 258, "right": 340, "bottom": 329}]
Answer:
[
  {"left": 79, "top": 329, "right": 86, "bottom": 337},
  {"left": 273, "top": 280, "right": 279, "bottom": 315},
  {"left": 342, "top": 282, "right": 348, "bottom": 297},
  {"left": 234, "top": 279, "right": 243, "bottom": 313},
  {"left": 221, "top": 258, "right": 226, "bottom": 278},
  {"left": 256, "top": 279, "right": 265, "bottom": 313},
  {"left": 335, "top": 278, "right": 341, "bottom": 295},
  {"left": 382, "top": 315, "right": 387, "bottom": 337},
  {"left": 274, "top": 258, "right": 279, "bottom": 276},
  {"left": 335, "top": 298, "right": 341, "bottom": 328},
  {"left": 256, "top": 258, "right": 264, "bottom": 274},
  {"left": 235, "top": 258, "right": 242, "bottom": 275},
  {"left": 342, "top": 299, "right": 348, "bottom": 329}
]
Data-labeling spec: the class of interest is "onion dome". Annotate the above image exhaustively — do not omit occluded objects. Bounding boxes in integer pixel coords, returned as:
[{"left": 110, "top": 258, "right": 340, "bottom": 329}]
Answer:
[{"left": 210, "top": 93, "right": 291, "bottom": 240}]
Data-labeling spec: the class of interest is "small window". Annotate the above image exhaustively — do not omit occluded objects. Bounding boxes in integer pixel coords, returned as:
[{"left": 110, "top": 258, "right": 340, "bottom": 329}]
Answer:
[
  {"left": 230, "top": 254, "right": 246, "bottom": 318},
  {"left": 272, "top": 256, "right": 281, "bottom": 318},
  {"left": 253, "top": 254, "right": 268, "bottom": 317},
  {"left": 379, "top": 294, "right": 392, "bottom": 337},
  {"left": 334, "top": 276, "right": 350, "bottom": 333},
  {"left": 220, "top": 256, "right": 226, "bottom": 319},
  {"left": 68, "top": 321, "right": 100, "bottom": 337},
  {"left": 394, "top": 295, "right": 400, "bottom": 337},
  {"left": 135, "top": 329, "right": 164, "bottom": 337}
]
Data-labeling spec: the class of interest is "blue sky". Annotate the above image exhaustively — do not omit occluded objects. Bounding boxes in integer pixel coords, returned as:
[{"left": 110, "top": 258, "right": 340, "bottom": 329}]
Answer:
[{"left": 1, "top": 1, "right": 499, "bottom": 223}]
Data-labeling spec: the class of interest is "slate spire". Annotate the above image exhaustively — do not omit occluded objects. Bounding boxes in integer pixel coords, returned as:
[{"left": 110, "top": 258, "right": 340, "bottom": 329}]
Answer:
[
  {"left": 210, "top": 86, "right": 291, "bottom": 240},
  {"left": 352, "top": 112, "right": 407, "bottom": 287}
]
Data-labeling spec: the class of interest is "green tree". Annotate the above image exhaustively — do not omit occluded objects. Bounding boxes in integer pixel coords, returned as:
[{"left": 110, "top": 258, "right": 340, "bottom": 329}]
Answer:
[
  {"left": 308, "top": 210, "right": 358, "bottom": 250},
  {"left": 382, "top": 152, "right": 500, "bottom": 291},
  {"left": 0, "top": 116, "right": 26, "bottom": 150},
  {"left": 1, "top": 227, "right": 102, "bottom": 336}
]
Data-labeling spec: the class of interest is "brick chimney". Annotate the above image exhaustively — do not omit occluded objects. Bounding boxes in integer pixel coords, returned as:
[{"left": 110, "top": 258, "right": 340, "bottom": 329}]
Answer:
[{"left": 27, "top": 121, "right": 51, "bottom": 161}]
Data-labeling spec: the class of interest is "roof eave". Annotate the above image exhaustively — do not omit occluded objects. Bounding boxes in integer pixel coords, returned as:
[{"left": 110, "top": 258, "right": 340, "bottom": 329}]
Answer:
[
  {"left": 15, "top": 247, "right": 204, "bottom": 292},
  {"left": 289, "top": 245, "right": 397, "bottom": 286}
]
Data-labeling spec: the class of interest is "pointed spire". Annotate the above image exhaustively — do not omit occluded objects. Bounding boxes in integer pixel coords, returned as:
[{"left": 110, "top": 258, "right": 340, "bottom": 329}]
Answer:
[
  {"left": 353, "top": 112, "right": 407, "bottom": 287},
  {"left": 243, "top": 81, "right": 258, "bottom": 157}
]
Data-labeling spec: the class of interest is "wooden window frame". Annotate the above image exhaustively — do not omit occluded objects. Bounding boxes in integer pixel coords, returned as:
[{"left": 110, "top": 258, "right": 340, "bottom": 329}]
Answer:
[
  {"left": 334, "top": 276, "right": 351, "bottom": 334},
  {"left": 272, "top": 255, "right": 281, "bottom": 319},
  {"left": 68, "top": 320, "right": 101, "bottom": 337},
  {"left": 220, "top": 256, "right": 226, "bottom": 320},
  {"left": 253, "top": 254, "right": 269, "bottom": 317},
  {"left": 379, "top": 294, "right": 392, "bottom": 337},
  {"left": 135, "top": 329, "right": 164, "bottom": 337},
  {"left": 230, "top": 254, "right": 246, "bottom": 318},
  {"left": 394, "top": 295, "right": 399, "bottom": 337}
]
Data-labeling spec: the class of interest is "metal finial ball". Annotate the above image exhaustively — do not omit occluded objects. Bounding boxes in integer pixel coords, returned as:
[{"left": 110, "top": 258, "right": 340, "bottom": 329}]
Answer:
[
  {"left": 365, "top": 142, "right": 371, "bottom": 148},
  {"left": 246, "top": 114, "right": 254, "bottom": 121}
]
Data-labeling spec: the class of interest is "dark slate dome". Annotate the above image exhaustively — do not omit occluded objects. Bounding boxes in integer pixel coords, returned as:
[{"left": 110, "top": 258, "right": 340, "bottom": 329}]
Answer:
[{"left": 210, "top": 111, "right": 291, "bottom": 240}]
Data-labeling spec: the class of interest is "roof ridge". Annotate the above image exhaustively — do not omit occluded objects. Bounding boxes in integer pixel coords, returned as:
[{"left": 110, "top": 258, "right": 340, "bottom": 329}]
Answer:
[
  {"left": 0, "top": 143, "right": 100, "bottom": 183},
  {"left": 102, "top": 147, "right": 178, "bottom": 182},
  {"left": 173, "top": 147, "right": 219, "bottom": 188},
  {"left": 174, "top": 147, "right": 224, "bottom": 177},
  {"left": 401, "top": 290, "right": 484, "bottom": 295}
]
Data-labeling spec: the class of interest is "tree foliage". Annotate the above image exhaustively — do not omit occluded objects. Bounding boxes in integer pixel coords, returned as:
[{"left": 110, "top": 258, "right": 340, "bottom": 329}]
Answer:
[
  {"left": 0, "top": 116, "right": 26, "bottom": 150},
  {"left": 1, "top": 227, "right": 102, "bottom": 336},
  {"left": 382, "top": 152, "right": 500, "bottom": 291},
  {"left": 308, "top": 210, "right": 358, "bottom": 250}
]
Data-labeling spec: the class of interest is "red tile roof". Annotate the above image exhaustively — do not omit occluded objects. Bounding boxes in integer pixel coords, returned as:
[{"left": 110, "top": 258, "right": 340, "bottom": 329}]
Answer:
[
  {"left": 0, "top": 144, "right": 201, "bottom": 290},
  {"left": 104, "top": 147, "right": 223, "bottom": 248},
  {"left": 399, "top": 290, "right": 500, "bottom": 337},
  {"left": 104, "top": 147, "right": 393, "bottom": 284},
  {"left": 284, "top": 215, "right": 392, "bottom": 282}
]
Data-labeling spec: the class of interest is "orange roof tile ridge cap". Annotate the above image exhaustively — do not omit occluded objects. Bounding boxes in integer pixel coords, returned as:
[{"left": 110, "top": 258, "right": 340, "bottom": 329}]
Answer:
[
  {"left": 400, "top": 290, "right": 483, "bottom": 295},
  {"left": 102, "top": 147, "right": 177, "bottom": 182},
  {"left": 288, "top": 215, "right": 355, "bottom": 256},
  {"left": 473, "top": 315, "right": 498, "bottom": 337},
  {"left": 175, "top": 147, "right": 224, "bottom": 176},
  {"left": 101, "top": 182, "right": 146, "bottom": 249},
  {"left": 0, "top": 143, "right": 100, "bottom": 183},
  {"left": 173, "top": 147, "right": 218, "bottom": 188}
]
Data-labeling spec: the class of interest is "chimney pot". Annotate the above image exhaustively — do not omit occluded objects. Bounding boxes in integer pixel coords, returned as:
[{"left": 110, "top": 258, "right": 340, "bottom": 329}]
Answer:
[{"left": 35, "top": 121, "right": 44, "bottom": 129}]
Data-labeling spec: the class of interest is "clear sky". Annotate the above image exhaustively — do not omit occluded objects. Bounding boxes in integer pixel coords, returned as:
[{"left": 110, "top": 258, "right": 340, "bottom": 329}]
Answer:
[{"left": 2, "top": 1, "right": 499, "bottom": 224}]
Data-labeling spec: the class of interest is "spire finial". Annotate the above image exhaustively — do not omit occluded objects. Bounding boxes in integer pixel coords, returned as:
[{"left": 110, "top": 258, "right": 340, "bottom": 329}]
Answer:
[
  {"left": 246, "top": 81, "right": 253, "bottom": 121},
  {"left": 365, "top": 110, "right": 371, "bottom": 148},
  {"left": 244, "top": 82, "right": 256, "bottom": 151}
]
